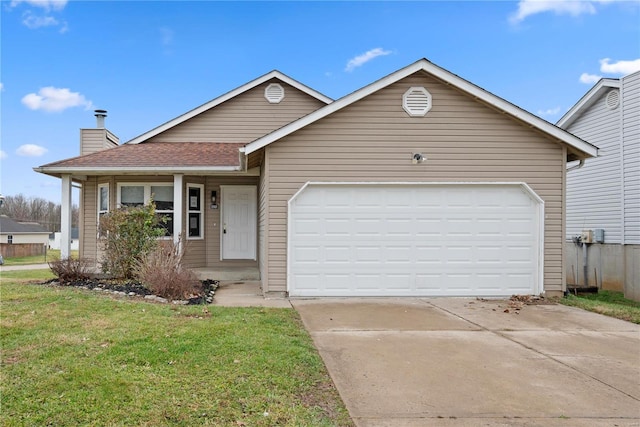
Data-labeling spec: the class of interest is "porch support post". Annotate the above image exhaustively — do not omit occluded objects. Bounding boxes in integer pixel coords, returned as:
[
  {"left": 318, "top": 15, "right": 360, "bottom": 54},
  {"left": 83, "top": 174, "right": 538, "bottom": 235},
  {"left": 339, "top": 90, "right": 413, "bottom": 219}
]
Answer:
[
  {"left": 173, "top": 174, "right": 183, "bottom": 250},
  {"left": 60, "top": 174, "right": 72, "bottom": 259}
]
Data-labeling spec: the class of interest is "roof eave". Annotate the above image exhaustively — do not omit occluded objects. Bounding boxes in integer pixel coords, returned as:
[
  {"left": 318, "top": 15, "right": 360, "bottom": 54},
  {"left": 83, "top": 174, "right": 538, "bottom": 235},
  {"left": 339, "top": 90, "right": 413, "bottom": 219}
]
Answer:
[
  {"left": 556, "top": 78, "right": 621, "bottom": 129},
  {"left": 33, "top": 165, "right": 244, "bottom": 178}
]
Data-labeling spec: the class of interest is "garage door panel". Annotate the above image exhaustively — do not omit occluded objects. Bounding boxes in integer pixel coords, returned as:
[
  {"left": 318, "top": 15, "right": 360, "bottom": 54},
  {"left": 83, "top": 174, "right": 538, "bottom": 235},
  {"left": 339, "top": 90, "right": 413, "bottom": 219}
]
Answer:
[{"left": 289, "top": 184, "right": 542, "bottom": 297}]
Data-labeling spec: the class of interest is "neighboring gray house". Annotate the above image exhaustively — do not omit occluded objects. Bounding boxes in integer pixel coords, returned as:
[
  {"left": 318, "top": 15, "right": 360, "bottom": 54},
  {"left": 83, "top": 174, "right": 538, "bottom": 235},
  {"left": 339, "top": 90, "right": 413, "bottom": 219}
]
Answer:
[
  {"left": 558, "top": 71, "right": 639, "bottom": 300},
  {"left": 0, "top": 216, "right": 50, "bottom": 259},
  {"left": 0, "top": 216, "right": 50, "bottom": 245}
]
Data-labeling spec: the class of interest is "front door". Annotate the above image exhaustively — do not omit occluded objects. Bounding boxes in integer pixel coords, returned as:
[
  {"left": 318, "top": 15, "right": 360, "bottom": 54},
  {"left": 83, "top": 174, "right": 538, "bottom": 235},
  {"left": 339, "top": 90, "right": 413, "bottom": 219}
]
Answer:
[{"left": 221, "top": 185, "right": 257, "bottom": 260}]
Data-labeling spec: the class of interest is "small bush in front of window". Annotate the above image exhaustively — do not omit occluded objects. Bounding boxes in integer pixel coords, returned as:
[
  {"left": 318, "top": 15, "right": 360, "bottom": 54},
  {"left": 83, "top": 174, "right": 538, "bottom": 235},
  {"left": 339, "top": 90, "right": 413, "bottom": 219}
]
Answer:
[
  {"left": 99, "top": 201, "right": 165, "bottom": 279},
  {"left": 134, "top": 238, "right": 202, "bottom": 300},
  {"left": 49, "top": 257, "right": 91, "bottom": 283}
]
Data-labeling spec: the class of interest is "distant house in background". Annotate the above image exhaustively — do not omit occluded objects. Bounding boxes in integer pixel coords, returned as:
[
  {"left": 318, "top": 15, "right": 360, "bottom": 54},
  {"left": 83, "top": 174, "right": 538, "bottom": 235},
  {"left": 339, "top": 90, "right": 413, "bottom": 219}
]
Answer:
[
  {"left": 49, "top": 228, "right": 79, "bottom": 251},
  {"left": 558, "top": 71, "right": 639, "bottom": 301},
  {"left": 0, "top": 215, "right": 50, "bottom": 258}
]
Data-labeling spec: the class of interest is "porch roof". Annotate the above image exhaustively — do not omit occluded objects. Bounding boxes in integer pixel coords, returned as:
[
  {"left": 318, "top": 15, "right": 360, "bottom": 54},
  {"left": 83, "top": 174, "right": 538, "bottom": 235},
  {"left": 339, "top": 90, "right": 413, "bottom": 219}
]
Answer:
[{"left": 34, "top": 142, "right": 246, "bottom": 177}]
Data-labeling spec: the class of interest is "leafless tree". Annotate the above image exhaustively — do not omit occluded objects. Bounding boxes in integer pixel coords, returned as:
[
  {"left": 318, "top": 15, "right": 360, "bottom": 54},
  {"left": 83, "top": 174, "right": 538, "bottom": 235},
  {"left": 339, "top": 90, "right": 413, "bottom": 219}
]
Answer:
[{"left": 0, "top": 193, "right": 78, "bottom": 233}]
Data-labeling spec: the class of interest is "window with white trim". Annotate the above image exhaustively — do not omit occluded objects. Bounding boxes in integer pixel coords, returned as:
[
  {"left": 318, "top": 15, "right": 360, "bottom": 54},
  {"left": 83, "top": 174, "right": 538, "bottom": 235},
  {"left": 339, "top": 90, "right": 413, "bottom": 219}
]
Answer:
[
  {"left": 117, "top": 183, "right": 174, "bottom": 237},
  {"left": 7, "top": 235, "right": 13, "bottom": 244},
  {"left": 97, "top": 183, "right": 109, "bottom": 236},
  {"left": 187, "top": 184, "right": 204, "bottom": 239}
]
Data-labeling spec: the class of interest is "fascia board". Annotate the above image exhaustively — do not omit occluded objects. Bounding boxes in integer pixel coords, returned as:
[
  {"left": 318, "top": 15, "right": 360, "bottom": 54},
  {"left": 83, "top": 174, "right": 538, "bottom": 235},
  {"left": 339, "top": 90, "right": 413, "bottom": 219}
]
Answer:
[
  {"left": 33, "top": 166, "right": 242, "bottom": 175},
  {"left": 557, "top": 78, "right": 621, "bottom": 129},
  {"left": 246, "top": 59, "right": 598, "bottom": 158},
  {"left": 126, "top": 71, "right": 332, "bottom": 145}
]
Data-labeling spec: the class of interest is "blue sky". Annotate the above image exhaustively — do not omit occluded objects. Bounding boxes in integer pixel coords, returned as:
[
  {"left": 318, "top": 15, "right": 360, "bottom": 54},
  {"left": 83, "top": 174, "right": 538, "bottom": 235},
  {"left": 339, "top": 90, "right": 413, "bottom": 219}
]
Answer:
[{"left": 1, "top": 0, "right": 639, "bottom": 204}]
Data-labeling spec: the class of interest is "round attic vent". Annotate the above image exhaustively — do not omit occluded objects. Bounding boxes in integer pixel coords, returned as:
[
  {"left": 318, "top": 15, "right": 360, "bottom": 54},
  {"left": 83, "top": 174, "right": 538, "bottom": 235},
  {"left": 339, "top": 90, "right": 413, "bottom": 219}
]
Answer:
[
  {"left": 403, "top": 87, "right": 432, "bottom": 116},
  {"left": 605, "top": 89, "right": 619, "bottom": 110},
  {"left": 265, "top": 83, "right": 285, "bottom": 104}
]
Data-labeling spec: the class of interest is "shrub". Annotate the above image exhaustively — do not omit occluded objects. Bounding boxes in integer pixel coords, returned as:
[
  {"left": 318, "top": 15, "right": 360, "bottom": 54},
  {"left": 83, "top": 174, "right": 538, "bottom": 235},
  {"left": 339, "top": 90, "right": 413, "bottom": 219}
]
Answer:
[
  {"left": 49, "top": 257, "right": 91, "bottom": 282},
  {"left": 135, "top": 239, "right": 201, "bottom": 300},
  {"left": 99, "top": 203, "right": 165, "bottom": 279}
]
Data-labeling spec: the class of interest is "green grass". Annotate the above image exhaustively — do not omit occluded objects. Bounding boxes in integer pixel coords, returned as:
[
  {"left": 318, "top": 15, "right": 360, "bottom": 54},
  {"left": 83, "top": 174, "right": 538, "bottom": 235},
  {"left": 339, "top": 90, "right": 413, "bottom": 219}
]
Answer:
[
  {"left": 2, "top": 249, "right": 78, "bottom": 266},
  {"left": 0, "top": 277, "right": 353, "bottom": 426},
  {"left": 0, "top": 269, "right": 55, "bottom": 282},
  {"left": 560, "top": 291, "right": 640, "bottom": 324}
]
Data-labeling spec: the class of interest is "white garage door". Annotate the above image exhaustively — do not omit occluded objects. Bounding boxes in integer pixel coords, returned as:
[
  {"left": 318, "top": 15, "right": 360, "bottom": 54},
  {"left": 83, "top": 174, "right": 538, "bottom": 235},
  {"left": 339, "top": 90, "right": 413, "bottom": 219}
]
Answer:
[{"left": 288, "top": 183, "right": 543, "bottom": 297}]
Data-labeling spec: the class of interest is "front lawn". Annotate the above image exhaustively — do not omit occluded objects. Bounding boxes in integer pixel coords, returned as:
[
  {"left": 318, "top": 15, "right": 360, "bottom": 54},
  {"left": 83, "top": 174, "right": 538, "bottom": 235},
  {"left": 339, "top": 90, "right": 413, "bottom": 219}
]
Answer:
[
  {"left": 1, "top": 249, "right": 79, "bottom": 266},
  {"left": 0, "top": 279, "right": 353, "bottom": 426},
  {"left": 559, "top": 290, "right": 640, "bottom": 324}
]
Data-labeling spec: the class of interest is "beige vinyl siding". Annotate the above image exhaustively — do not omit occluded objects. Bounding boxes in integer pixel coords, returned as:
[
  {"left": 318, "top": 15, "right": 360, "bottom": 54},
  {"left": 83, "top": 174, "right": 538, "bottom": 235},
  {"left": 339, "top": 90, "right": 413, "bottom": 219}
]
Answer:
[
  {"left": 80, "top": 129, "right": 105, "bottom": 156},
  {"left": 264, "top": 71, "right": 565, "bottom": 294},
  {"left": 565, "top": 90, "right": 622, "bottom": 243},
  {"left": 81, "top": 178, "right": 98, "bottom": 263},
  {"left": 146, "top": 80, "right": 326, "bottom": 143},
  {"left": 258, "top": 150, "right": 270, "bottom": 286},
  {"left": 622, "top": 72, "right": 640, "bottom": 244},
  {"left": 80, "top": 129, "right": 119, "bottom": 155}
]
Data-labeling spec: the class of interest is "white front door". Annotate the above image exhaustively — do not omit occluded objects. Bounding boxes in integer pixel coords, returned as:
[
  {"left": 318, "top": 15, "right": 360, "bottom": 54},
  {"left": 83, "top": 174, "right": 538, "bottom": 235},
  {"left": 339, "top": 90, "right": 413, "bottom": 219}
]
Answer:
[{"left": 221, "top": 185, "right": 257, "bottom": 260}]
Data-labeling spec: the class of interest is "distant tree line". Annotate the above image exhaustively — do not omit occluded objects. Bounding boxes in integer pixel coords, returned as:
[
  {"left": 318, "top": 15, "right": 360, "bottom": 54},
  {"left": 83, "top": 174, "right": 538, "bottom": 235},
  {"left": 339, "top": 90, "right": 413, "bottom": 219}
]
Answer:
[{"left": 0, "top": 194, "right": 79, "bottom": 233}]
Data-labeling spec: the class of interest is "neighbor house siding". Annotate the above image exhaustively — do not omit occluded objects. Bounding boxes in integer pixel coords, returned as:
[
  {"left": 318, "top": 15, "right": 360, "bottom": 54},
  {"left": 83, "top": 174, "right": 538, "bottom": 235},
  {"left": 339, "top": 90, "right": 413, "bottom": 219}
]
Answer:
[
  {"left": 622, "top": 72, "right": 640, "bottom": 244},
  {"left": 263, "top": 71, "right": 565, "bottom": 295},
  {"left": 565, "top": 90, "right": 622, "bottom": 243},
  {"left": 146, "top": 80, "right": 326, "bottom": 143}
]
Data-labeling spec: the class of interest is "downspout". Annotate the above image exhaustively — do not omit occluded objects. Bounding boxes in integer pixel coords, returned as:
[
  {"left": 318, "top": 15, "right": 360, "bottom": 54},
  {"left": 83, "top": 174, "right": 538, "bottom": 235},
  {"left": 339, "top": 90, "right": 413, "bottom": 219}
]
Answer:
[
  {"left": 582, "top": 240, "right": 589, "bottom": 288},
  {"left": 239, "top": 147, "right": 247, "bottom": 172},
  {"left": 566, "top": 159, "right": 585, "bottom": 172}
]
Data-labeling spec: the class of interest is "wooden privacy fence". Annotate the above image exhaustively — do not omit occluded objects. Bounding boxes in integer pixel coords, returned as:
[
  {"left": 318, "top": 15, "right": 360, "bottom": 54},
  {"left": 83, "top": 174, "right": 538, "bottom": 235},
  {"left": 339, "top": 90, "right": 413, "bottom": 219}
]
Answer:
[{"left": 0, "top": 243, "right": 46, "bottom": 258}]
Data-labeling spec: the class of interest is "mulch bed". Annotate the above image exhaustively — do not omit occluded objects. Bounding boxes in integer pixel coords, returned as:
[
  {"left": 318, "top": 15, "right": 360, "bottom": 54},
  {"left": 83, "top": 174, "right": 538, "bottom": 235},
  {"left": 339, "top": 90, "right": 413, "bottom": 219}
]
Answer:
[{"left": 39, "top": 278, "right": 219, "bottom": 305}]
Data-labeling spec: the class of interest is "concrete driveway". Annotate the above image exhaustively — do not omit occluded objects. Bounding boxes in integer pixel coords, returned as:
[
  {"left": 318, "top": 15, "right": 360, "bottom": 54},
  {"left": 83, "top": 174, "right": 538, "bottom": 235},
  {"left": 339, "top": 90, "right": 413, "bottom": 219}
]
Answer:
[{"left": 292, "top": 298, "right": 640, "bottom": 426}]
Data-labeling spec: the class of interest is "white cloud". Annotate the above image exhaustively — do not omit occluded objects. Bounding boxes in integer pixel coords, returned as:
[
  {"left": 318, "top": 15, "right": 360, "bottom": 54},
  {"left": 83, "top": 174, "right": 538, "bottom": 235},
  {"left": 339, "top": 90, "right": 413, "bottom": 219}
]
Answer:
[
  {"left": 22, "top": 12, "right": 58, "bottom": 29},
  {"left": 580, "top": 72, "right": 602, "bottom": 84},
  {"left": 10, "top": 0, "right": 67, "bottom": 11},
  {"left": 16, "top": 144, "right": 48, "bottom": 157},
  {"left": 0, "top": 150, "right": 7, "bottom": 160},
  {"left": 599, "top": 58, "right": 640, "bottom": 75},
  {"left": 160, "top": 27, "right": 174, "bottom": 46},
  {"left": 509, "top": 0, "right": 627, "bottom": 24},
  {"left": 0, "top": 82, "right": 3, "bottom": 91},
  {"left": 345, "top": 48, "right": 392, "bottom": 72},
  {"left": 537, "top": 106, "right": 561, "bottom": 116},
  {"left": 22, "top": 86, "right": 93, "bottom": 112}
]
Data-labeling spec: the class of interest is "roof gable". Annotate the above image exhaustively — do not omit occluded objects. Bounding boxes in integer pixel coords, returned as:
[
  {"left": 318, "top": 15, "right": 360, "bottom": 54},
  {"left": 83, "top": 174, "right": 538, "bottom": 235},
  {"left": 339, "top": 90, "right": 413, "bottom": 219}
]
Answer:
[
  {"left": 245, "top": 58, "right": 598, "bottom": 160},
  {"left": 127, "top": 71, "right": 332, "bottom": 145},
  {"left": 557, "top": 78, "right": 621, "bottom": 129}
]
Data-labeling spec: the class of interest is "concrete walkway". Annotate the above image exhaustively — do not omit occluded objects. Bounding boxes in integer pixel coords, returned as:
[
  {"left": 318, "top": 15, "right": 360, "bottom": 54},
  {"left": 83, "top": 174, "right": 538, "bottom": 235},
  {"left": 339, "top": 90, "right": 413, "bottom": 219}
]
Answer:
[
  {"left": 292, "top": 298, "right": 640, "bottom": 426},
  {"left": 213, "top": 281, "right": 291, "bottom": 308},
  {"left": 0, "top": 263, "right": 50, "bottom": 272}
]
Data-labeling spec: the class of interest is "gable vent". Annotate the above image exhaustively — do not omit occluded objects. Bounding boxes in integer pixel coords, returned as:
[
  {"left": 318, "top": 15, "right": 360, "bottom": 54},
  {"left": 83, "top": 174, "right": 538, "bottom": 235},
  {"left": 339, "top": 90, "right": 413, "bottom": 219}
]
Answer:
[
  {"left": 403, "top": 87, "right": 432, "bottom": 116},
  {"left": 606, "top": 89, "right": 619, "bottom": 110},
  {"left": 265, "top": 83, "right": 285, "bottom": 104}
]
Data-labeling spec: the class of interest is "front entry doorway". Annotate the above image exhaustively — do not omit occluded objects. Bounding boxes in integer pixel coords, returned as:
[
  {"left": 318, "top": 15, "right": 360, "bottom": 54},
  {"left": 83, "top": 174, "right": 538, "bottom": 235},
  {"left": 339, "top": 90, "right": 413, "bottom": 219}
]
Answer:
[{"left": 220, "top": 185, "right": 257, "bottom": 260}]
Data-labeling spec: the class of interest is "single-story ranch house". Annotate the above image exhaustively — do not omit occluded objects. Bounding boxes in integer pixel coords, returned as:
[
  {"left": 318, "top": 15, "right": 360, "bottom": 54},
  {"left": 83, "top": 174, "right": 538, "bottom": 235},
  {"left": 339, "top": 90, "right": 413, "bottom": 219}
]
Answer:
[{"left": 35, "top": 59, "right": 597, "bottom": 298}]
